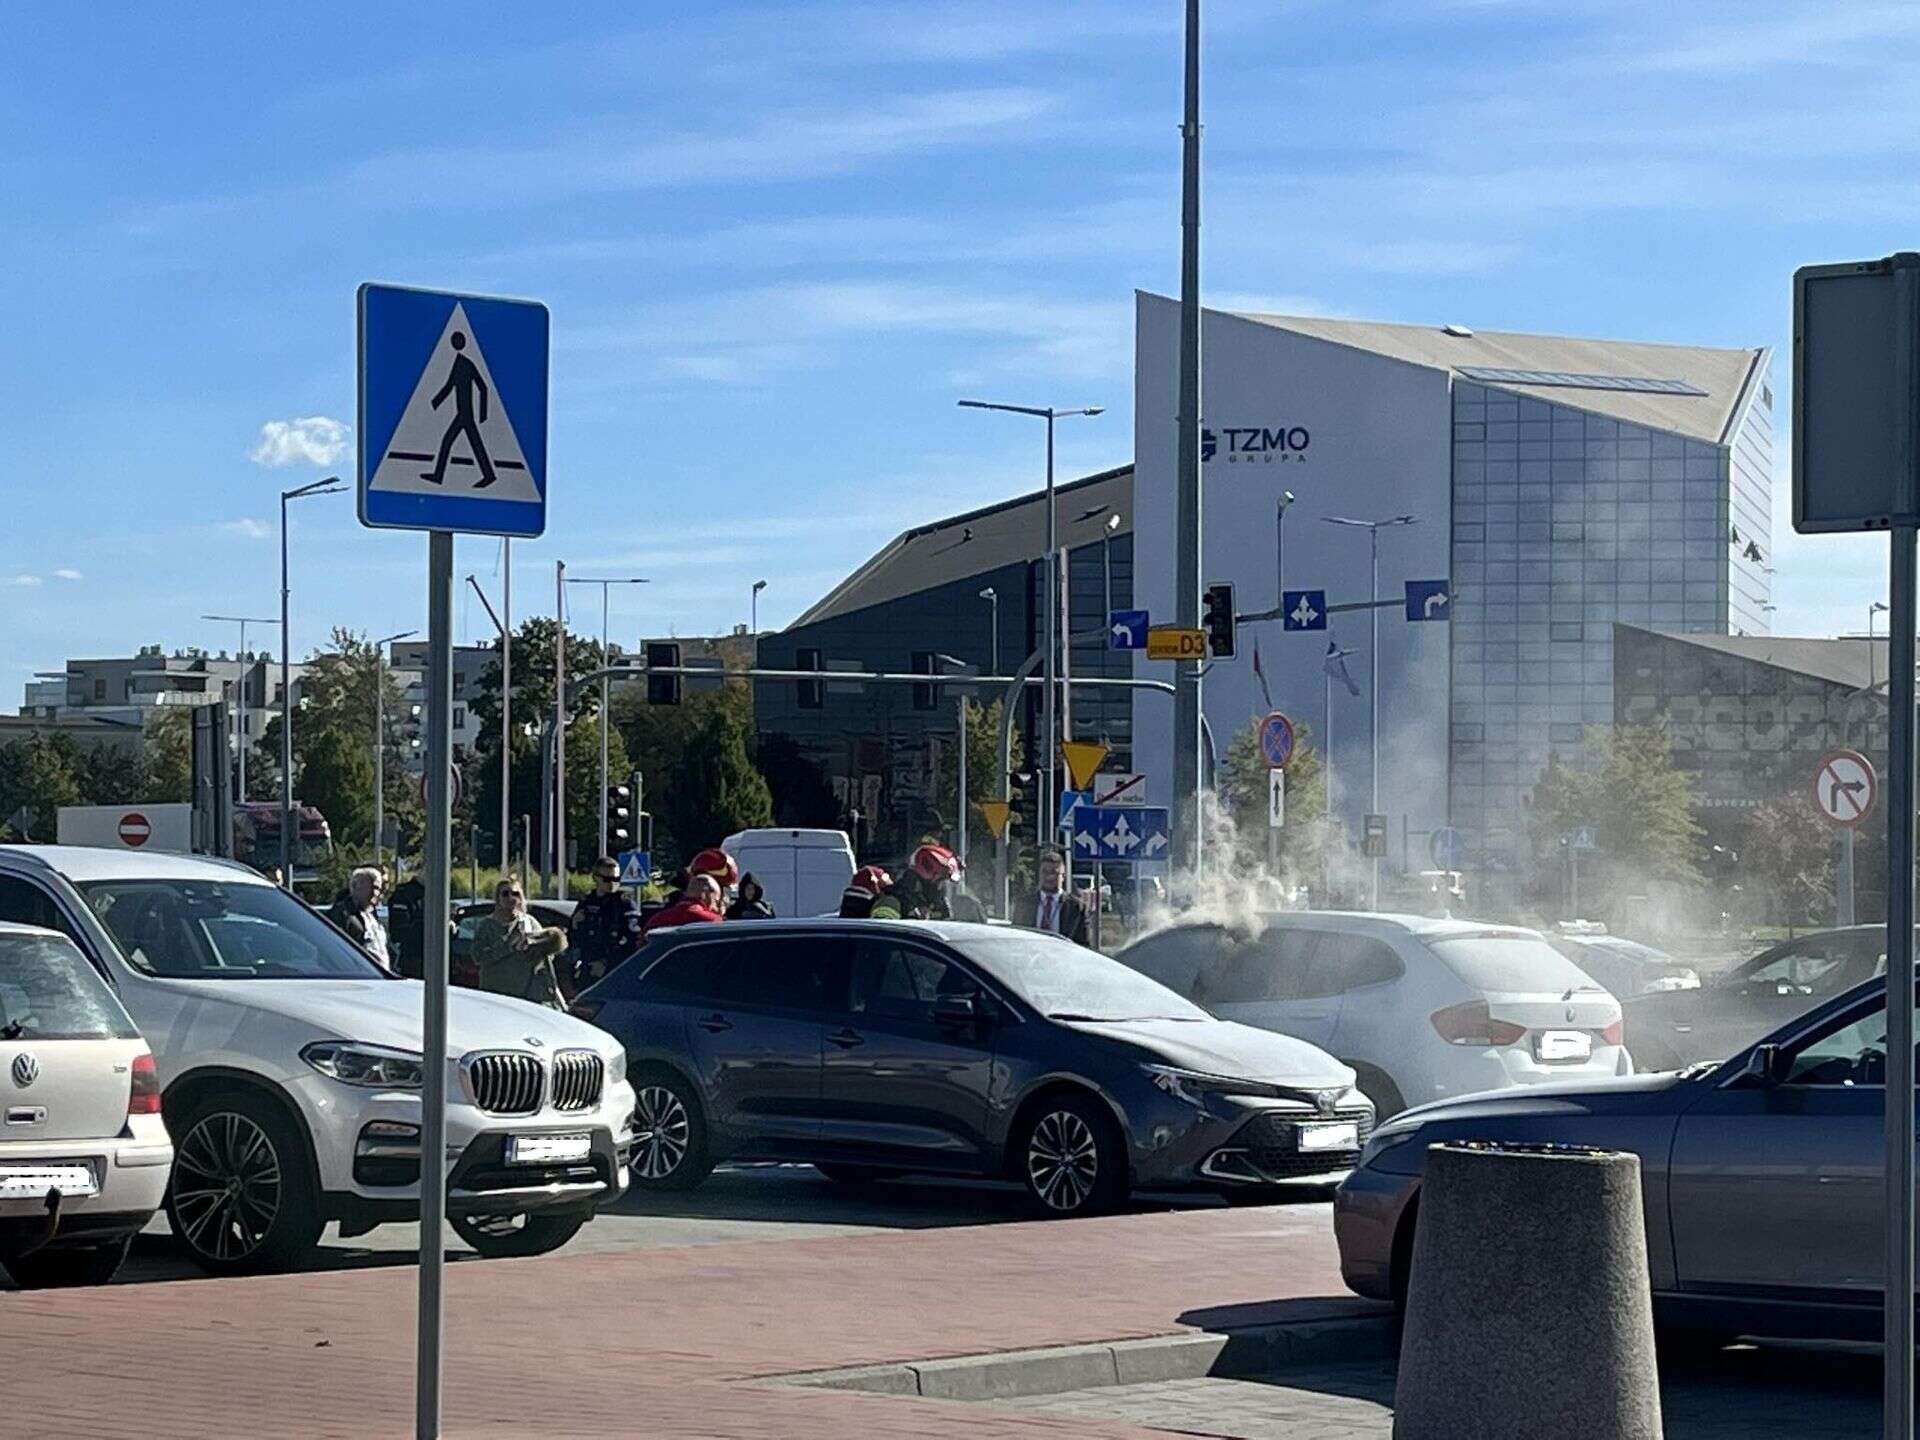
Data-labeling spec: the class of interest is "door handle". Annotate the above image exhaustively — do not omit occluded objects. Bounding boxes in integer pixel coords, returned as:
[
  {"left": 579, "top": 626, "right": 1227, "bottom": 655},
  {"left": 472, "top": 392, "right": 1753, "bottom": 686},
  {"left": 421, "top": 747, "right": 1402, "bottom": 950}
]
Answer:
[
  {"left": 828, "top": 1028, "right": 866, "bottom": 1049},
  {"left": 698, "top": 1013, "right": 734, "bottom": 1034}
]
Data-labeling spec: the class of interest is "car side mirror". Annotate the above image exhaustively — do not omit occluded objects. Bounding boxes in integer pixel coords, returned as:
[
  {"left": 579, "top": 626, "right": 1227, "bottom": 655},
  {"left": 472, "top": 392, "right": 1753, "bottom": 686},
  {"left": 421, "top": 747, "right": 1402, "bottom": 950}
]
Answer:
[
  {"left": 1737, "top": 1043, "right": 1786, "bottom": 1087},
  {"left": 932, "top": 993, "right": 980, "bottom": 1028}
]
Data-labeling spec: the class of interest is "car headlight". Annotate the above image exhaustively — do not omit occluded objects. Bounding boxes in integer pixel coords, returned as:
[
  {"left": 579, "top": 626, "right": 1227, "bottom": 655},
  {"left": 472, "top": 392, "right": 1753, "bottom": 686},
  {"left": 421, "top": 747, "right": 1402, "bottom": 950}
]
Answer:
[
  {"left": 302, "top": 1041, "right": 425, "bottom": 1089},
  {"left": 606, "top": 1049, "right": 627, "bottom": 1087},
  {"left": 1357, "top": 1120, "right": 1425, "bottom": 1172},
  {"left": 1143, "top": 1063, "right": 1212, "bottom": 1106}
]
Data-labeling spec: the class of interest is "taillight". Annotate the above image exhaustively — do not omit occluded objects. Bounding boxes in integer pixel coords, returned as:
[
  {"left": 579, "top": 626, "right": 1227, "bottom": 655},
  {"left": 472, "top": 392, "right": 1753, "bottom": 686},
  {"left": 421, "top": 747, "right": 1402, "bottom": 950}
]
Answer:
[
  {"left": 127, "top": 1051, "right": 162, "bottom": 1116},
  {"left": 1599, "top": 1018, "right": 1625, "bottom": 1047},
  {"left": 1429, "top": 1000, "right": 1527, "bottom": 1048}
]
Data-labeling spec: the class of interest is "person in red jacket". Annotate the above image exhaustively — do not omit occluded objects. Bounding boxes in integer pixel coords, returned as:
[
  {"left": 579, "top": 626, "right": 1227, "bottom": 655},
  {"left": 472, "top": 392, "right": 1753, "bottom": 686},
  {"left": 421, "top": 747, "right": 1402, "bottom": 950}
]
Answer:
[{"left": 643, "top": 874, "right": 725, "bottom": 934}]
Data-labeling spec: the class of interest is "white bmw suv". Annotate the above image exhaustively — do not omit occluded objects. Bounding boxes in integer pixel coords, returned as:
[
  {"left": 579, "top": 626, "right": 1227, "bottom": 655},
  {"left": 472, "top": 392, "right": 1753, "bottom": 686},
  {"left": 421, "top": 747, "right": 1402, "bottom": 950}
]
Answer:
[{"left": 0, "top": 846, "right": 636, "bottom": 1274}]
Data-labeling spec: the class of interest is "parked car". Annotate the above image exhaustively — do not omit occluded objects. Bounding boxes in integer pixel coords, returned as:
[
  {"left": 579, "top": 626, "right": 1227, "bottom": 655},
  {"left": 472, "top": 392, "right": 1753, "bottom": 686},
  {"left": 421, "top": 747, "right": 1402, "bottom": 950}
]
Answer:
[
  {"left": 1623, "top": 925, "right": 1890, "bottom": 1071},
  {"left": 1114, "top": 912, "right": 1626, "bottom": 1118},
  {"left": 720, "top": 828, "right": 855, "bottom": 917},
  {"left": 574, "top": 919, "right": 1371, "bottom": 1216},
  {"left": 1337, "top": 971, "right": 1918, "bottom": 1341},
  {"left": 0, "top": 846, "right": 634, "bottom": 1274},
  {"left": 451, "top": 898, "right": 576, "bottom": 988},
  {"left": 0, "top": 923, "right": 172, "bottom": 1288},
  {"left": 1546, "top": 930, "right": 1700, "bottom": 999}
]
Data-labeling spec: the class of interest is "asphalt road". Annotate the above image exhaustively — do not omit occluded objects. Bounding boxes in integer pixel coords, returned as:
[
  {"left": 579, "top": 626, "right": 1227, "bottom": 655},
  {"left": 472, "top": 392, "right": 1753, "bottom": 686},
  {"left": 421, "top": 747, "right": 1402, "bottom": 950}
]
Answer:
[{"left": 100, "top": 1163, "right": 1319, "bottom": 1287}]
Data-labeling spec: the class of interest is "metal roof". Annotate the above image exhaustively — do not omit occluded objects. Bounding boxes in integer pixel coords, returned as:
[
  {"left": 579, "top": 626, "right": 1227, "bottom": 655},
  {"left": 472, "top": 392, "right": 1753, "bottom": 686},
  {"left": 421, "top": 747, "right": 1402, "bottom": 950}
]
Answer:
[
  {"left": 790, "top": 464, "right": 1132, "bottom": 629},
  {"left": 1217, "top": 308, "right": 1767, "bottom": 445},
  {"left": 1616, "top": 624, "right": 1888, "bottom": 692}
]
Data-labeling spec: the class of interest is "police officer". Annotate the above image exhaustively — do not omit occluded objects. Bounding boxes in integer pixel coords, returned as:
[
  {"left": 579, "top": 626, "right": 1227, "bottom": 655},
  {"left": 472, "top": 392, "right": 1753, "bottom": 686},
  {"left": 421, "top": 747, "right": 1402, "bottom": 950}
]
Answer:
[{"left": 568, "top": 856, "right": 643, "bottom": 990}]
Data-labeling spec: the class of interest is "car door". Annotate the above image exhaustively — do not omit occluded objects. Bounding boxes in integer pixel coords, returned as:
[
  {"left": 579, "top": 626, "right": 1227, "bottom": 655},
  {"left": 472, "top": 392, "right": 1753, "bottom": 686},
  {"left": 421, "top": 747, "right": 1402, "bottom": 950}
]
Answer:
[
  {"left": 1668, "top": 997, "right": 1891, "bottom": 1301},
  {"left": 675, "top": 934, "right": 846, "bottom": 1155},
  {"left": 1205, "top": 927, "right": 1344, "bottom": 1052},
  {"left": 815, "top": 936, "right": 997, "bottom": 1172}
]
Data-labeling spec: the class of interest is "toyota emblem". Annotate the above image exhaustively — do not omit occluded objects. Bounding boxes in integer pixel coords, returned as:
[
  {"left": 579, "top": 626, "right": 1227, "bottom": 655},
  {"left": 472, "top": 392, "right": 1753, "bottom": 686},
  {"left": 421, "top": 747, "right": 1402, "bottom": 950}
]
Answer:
[
  {"left": 1316, "top": 1090, "right": 1338, "bottom": 1116},
  {"left": 11, "top": 1053, "right": 39, "bottom": 1088}
]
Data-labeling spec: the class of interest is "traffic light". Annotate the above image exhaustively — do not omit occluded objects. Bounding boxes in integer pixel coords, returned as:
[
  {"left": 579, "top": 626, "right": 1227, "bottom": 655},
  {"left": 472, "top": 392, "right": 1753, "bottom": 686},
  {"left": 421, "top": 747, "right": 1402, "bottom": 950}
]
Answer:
[
  {"left": 1203, "top": 582, "right": 1237, "bottom": 658},
  {"left": 646, "top": 641, "right": 681, "bottom": 705},
  {"left": 607, "top": 780, "right": 635, "bottom": 850}
]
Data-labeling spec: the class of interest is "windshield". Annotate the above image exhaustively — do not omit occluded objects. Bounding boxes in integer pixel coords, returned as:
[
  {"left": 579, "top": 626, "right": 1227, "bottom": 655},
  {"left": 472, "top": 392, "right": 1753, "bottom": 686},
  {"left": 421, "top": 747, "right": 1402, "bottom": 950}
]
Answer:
[
  {"left": 0, "top": 933, "right": 139, "bottom": 1039},
  {"left": 1428, "top": 932, "right": 1601, "bottom": 995},
  {"left": 79, "top": 879, "right": 388, "bottom": 981},
  {"left": 952, "top": 931, "right": 1209, "bottom": 1022}
]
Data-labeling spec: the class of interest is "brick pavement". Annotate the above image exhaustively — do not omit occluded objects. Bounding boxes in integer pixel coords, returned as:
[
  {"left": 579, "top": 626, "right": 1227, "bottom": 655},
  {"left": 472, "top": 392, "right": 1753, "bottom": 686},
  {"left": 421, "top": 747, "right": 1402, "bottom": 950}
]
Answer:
[{"left": 0, "top": 1199, "right": 1380, "bottom": 1438}]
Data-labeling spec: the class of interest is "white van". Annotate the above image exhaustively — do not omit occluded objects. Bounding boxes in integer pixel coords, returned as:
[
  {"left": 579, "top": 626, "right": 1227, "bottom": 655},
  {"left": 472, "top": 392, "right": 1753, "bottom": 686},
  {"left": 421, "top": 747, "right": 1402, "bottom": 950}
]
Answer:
[{"left": 721, "top": 829, "right": 855, "bottom": 918}]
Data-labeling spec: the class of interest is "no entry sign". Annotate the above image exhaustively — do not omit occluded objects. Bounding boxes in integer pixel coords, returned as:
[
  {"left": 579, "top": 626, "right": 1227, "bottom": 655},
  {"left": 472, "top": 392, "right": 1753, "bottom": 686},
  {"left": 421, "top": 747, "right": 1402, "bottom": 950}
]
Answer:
[
  {"left": 118, "top": 812, "right": 151, "bottom": 847},
  {"left": 1813, "top": 750, "right": 1877, "bottom": 827}
]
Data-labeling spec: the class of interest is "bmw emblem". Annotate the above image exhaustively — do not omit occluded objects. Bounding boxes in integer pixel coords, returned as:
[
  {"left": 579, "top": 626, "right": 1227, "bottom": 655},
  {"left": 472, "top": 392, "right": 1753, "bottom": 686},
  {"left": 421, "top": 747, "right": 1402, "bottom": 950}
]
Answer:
[
  {"left": 524, "top": 1036, "right": 545, "bottom": 1048},
  {"left": 11, "top": 1053, "right": 39, "bottom": 1088}
]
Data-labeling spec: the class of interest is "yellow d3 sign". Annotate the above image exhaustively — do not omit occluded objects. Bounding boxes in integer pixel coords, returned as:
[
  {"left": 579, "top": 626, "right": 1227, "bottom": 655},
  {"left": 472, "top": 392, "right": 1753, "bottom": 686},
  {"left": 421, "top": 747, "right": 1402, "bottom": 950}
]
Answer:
[
  {"left": 976, "top": 800, "right": 1014, "bottom": 840},
  {"left": 1061, "top": 741, "right": 1110, "bottom": 793},
  {"left": 1145, "top": 625, "right": 1207, "bottom": 661}
]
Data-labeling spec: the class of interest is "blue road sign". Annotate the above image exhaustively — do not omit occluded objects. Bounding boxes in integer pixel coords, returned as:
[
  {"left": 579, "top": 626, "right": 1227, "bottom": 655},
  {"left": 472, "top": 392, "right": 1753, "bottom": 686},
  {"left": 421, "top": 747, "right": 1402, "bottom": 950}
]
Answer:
[
  {"left": 1070, "top": 805, "right": 1172, "bottom": 863},
  {"left": 1282, "top": 589, "right": 1328, "bottom": 631},
  {"left": 1429, "top": 826, "right": 1463, "bottom": 870},
  {"left": 1405, "top": 578, "right": 1452, "bottom": 622},
  {"left": 1057, "top": 788, "right": 1090, "bottom": 832},
  {"left": 1259, "top": 712, "right": 1296, "bottom": 769},
  {"left": 358, "top": 283, "right": 550, "bottom": 537},
  {"left": 617, "top": 849, "right": 651, "bottom": 886},
  {"left": 1109, "top": 609, "right": 1150, "bottom": 650}
]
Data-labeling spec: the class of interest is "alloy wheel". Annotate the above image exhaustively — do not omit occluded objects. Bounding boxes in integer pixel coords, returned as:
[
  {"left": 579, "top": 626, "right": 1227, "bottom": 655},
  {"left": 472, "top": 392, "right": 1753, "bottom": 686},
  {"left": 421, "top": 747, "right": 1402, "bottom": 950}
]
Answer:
[
  {"left": 171, "top": 1111, "right": 284, "bottom": 1262},
  {"left": 1027, "top": 1109, "right": 1100, "bottom": 1212},
  {"left": 634, "top": 1085, "right": 691, "bottom": 1180}
]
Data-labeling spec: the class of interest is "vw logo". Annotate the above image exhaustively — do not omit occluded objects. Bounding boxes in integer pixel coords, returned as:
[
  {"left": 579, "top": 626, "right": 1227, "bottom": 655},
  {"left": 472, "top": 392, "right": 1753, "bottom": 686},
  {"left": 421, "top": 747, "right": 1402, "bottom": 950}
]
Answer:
[{"left": 11, "top": 1053, "right": 39, "bottom": 1089}]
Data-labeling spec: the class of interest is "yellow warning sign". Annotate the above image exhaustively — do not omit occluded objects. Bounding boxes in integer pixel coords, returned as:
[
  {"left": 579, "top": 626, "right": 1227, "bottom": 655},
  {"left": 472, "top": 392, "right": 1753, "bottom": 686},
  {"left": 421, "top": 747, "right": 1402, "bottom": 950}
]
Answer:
[
  {"left": 1060, "top": 741, "right": 1110, "bottom": 793},
  {"left": 976, "top": 800, "right": 1014, "bottom": 840}
]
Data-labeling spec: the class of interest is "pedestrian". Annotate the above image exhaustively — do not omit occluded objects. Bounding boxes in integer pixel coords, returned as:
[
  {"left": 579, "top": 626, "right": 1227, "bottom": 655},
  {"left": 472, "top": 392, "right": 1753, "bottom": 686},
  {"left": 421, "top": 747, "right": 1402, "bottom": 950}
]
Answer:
[
  {"left": 387, "top": 874, "right": 427, "bottom": 979},
  {"left": 568, "top": 856, "right": 644, "bottom": 989},
  {"left": 1021, "top": 847, "right": 1092, "bottom": 947},
  {"left": 471, "top": 878, "right": 569, "bottom": 1008},
  {"left": 328, "top": 866, "right": 394, "bottom": 971},
  {"left": 687, "top": 847, "right": 739, "bottom": 907},
  {"left": 838, "top": 864, "right": 892, "bottom": 919},
  {"left": 643, "top": 874, "right": 725, "bottom": 934},
  {"left": 725, "top": 872, "right": 775, "bottom": 920},
  {"left": 898, "top": 843, "right": 964, "bottom": 919}
]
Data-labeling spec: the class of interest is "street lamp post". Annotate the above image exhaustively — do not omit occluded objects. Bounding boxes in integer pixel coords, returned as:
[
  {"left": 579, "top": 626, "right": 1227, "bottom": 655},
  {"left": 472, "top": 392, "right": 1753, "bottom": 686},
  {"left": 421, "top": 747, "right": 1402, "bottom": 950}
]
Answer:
[
  {"left": 1872, "top": 601, "right": 1890, "bottom": 693},
  {"left": 1276, "top": 491, "right": 1295, "bottom": 609},
  {"left": 203, "top": 613, "right": 275, "bottom": 806},
  {"left": 751, "top": 579, "right": 767, "bottom": 635},
  {"left": 958, "top": 400, "right": 1104, "bottom": 843},
  {"left": 372, "top": 629, "right": 419, "bottom": 867},
  {"left": 1322, "top": 513, "right": 1417, "bottom": 909},
  {"left": 563, "top": 575, "right": 649, "bottom": 858},
  {"left": 279, "top": 475, "right": 346, "bottom": 887},
  {"left": 979, "top": 587, "right": 999, "bottom": 676}
]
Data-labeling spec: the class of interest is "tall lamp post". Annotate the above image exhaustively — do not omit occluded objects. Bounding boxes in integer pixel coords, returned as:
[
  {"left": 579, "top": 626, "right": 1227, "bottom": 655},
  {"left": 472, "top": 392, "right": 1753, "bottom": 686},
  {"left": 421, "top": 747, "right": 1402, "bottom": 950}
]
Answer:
[
  {"left": 751, "top": 579, "right": 767, "bottom": 634},
  {"left": 1275, "top": 491, "right": 1295, "bottom": 608},
  {"left": 1872, "top": 600, "right": 1890, "bottom": 692},
  {"left": 979, "top": 587, "right": 999, "bottom": 676},
  {"left": 1322, "top": 513, "right": 1417, "bottom": 909},
  {"left": 563, "top": 575, "right": 649, "bottom": 856},
  {"left": 371, "top": 629, "right": 419, "bottom": 867},
  {"left": 958, "top": 400, "right": 1104, "bottom": 842},
  {"left": 203, "top": 613, "right": 276, "bottom": 806},
  {"left": 279, "top": 475, "right": 346, "bottom": 887}
]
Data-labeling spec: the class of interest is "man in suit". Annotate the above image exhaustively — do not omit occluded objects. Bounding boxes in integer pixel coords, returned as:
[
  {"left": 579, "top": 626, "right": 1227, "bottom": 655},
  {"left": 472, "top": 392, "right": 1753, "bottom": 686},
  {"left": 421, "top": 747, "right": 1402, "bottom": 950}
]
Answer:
[{"left": 1023, "top": 846, "right": 1092, "bottom": 948}]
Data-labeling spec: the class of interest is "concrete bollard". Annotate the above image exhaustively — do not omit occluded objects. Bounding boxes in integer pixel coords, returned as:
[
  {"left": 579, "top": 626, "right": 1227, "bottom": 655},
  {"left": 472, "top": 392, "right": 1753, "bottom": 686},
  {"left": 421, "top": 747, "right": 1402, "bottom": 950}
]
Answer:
[{"left": 1393, "top": 1141, "right": 1661, "bottom": 1440}]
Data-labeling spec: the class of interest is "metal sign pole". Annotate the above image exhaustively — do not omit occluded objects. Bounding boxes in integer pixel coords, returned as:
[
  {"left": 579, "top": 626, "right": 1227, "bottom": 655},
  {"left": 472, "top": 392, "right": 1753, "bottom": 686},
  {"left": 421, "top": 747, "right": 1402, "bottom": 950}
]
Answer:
[
  {"left": 416, "top": 529, "right": 454, "bottom": 1439},
  {"left": 1888, "top": 522, "right": 1916, "bottom": 1440}
]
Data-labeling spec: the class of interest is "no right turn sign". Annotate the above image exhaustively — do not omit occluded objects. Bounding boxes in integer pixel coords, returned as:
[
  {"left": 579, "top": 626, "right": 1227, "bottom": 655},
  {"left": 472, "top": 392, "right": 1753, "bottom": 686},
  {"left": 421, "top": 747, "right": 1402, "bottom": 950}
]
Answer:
[{"left": 1813, "top": 749, "right": 1877, "bottom": 827}]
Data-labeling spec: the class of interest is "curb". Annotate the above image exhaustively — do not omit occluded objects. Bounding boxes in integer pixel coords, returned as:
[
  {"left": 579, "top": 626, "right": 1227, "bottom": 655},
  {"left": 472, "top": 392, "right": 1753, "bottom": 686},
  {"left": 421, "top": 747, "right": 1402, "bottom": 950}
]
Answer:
[{"left": 776, "top": 1314, "right": 1397, "bottom": 1403}]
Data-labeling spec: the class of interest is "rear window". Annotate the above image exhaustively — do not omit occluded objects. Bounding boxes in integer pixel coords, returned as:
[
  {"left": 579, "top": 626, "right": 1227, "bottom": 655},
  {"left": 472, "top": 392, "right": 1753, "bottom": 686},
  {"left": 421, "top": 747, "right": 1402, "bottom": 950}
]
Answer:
[
  {"left": 1427, "top": 932, "right": 1598, "bottom": 995},
  {"left": 0, "top": 934, "right": 139, "bottom": 1040}
]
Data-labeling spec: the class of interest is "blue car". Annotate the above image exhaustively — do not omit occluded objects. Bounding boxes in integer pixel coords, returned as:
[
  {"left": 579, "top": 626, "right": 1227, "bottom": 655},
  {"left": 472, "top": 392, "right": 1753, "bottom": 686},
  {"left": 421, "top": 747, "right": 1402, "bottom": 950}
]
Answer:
[{"left": 575, "top": 919, "right": 1371, "bottom": 1217}]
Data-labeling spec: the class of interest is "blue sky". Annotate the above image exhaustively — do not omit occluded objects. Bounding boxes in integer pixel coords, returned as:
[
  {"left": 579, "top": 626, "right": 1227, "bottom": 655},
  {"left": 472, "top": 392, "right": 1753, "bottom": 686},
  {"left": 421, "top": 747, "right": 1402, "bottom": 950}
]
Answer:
[{"left": 2, "top": 0, "right": 1916, "bottom": 700}]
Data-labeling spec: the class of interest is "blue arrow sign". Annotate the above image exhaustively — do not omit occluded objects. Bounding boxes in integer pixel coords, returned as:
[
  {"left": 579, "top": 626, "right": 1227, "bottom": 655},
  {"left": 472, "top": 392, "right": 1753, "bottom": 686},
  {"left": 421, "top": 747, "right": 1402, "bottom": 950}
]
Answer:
[
  {"left": 1429, "top": 826, "right": 1463, "bottom": 870},
  {"left": 1071, "top": 805, "right": 1172, "bottom": 863},
  {"left": 358, "top": 283, "right": 550, "bottom": 538},
  {"left": 1109, "top": 609, "right": 1149, "bottom": 650},
  {"left": 1282, "top": 589, "right": 1328, "bottom": 631},
  {"left": 1405, "top": 579, "right": 1451, "bottom": 622}
]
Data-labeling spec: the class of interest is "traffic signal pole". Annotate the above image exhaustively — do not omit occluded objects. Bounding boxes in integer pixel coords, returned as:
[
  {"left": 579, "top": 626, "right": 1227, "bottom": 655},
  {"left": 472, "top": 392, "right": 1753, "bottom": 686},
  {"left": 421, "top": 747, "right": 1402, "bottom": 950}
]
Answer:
[{"left": 1171, "top": 0, "right": 1205, "bottom": 882}]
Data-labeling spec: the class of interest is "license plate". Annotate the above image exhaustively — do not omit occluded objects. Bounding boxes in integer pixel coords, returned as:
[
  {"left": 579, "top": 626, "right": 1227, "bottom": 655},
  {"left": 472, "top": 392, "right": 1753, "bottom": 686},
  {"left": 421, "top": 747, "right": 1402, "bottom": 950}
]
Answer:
[
  {"left": 1297, "top": 1121, "right": 1359, "bottom": 1154},
  {"left": 1536, "top": 1030, "right": 1593, "bottom": 1063},
  {"left": 506, "top": 1133, "right": 591, "bottom": 1166},
  {"left": 0, "top": 1163, "right": 98, "bottom": 1201}
]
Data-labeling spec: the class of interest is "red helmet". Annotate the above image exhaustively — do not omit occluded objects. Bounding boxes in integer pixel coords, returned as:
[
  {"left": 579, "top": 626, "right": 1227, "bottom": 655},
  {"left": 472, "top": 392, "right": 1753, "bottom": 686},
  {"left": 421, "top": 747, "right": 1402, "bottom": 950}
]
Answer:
[
  {"left": 850, "top": 864, "right": 893, "bottom": 895},
  {"left": 910, "top": 843, "right": 962, "bottom": 884},
  {"left": 688, "top": 847, "right": 738, "bottom": 887}
]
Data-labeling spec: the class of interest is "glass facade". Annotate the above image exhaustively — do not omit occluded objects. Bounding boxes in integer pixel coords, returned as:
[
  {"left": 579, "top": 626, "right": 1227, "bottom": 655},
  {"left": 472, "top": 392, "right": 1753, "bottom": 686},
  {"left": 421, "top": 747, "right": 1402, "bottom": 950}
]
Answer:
[{"left": 1448, "top": 382, "right": 1755, "bottom": 863}]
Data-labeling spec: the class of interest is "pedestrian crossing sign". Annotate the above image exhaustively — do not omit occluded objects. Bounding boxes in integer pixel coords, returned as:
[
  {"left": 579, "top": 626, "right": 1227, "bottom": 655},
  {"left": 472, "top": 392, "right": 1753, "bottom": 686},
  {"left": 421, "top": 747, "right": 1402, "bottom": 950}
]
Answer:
[{"left": 358, "top": 283, "right": 549, "bottom": 537}]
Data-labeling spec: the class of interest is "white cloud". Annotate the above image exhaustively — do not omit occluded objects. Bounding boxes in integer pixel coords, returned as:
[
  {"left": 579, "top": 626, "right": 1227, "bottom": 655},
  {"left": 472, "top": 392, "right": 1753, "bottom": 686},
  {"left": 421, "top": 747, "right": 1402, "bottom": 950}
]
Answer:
[
  {"left": 51, "top": 568, "right": 81, "bottom": 581},
  {"left": 247, "top": 416, "right": 349, "bottom": 468},
  {"left": 7, "top": 574, "right": 41, "bottom": 588},
  {"left": 222, "top": 518, "right": 273, "bottom": 540}
]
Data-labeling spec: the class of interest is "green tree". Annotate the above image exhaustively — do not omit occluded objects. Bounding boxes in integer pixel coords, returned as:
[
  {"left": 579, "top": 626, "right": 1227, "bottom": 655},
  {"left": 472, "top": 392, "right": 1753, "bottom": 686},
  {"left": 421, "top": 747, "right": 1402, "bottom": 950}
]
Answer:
[
  {"left": 144, "top": 709, "right": 193, "bottom": 803},
  {"left": 78, "top": 741, "right": 148, "bottom": 807},
  {"left": 296, "top": 727, "right": 375, "bottom": 846},
  {"left": 0, "top": 736, "right": 84, "bottom": 838},
  {"left": 1526, "top": 725, "right": 1702, "bottom": 916},
  {"left": 1743, "top": 792, "right": 1834, "bottom": 929},
  {"left": 1220, "top": 715, "right": 1326, "bottom": 884},
  {"left": 665, "top": 694, "right": 773, "bottom": 854}
]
